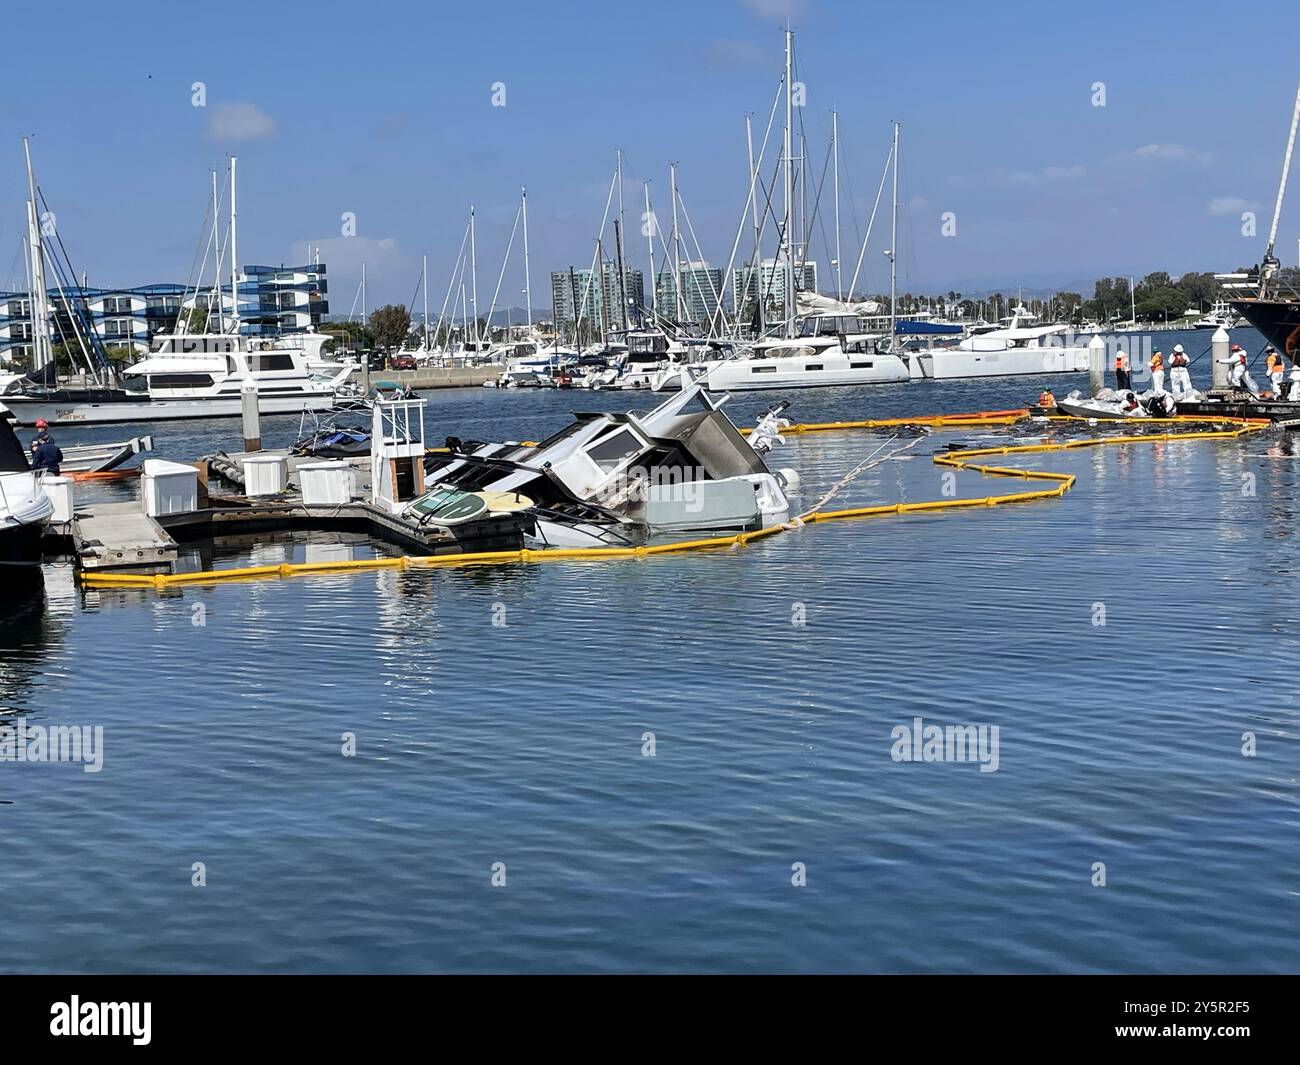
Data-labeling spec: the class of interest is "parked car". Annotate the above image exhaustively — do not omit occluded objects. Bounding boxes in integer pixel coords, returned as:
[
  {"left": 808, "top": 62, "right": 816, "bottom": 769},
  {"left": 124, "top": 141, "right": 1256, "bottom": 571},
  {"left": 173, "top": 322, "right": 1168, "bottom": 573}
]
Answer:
[
  {"left": 367, "top": 354, "right": 387, "bottom": 372},
  {"left": 391, "top": 354, "right": 417, "bottom": 371}
]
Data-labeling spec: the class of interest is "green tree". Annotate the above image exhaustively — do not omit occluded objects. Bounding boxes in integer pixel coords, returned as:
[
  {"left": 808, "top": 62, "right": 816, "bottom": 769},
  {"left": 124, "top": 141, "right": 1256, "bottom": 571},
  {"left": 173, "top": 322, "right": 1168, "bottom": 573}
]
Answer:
[{"left": 368, "top": 304, "right": 411, "bottom": 352}]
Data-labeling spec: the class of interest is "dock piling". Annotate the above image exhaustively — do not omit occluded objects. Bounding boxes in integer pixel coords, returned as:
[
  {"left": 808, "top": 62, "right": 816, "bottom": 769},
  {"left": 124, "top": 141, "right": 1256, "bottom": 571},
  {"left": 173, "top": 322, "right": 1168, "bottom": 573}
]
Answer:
[
  {"left": 1211, "top": 326, "right": 1230, "bottom": 390},
  {"left": 241, "top": 380, "right": 261, "bottom": 452}
]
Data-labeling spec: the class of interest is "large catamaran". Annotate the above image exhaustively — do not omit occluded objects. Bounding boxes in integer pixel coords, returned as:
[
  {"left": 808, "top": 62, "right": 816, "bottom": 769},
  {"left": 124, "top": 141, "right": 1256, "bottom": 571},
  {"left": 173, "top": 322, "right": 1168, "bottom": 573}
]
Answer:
[{"left": 0, "top": 150, "right": 354, "bottom": 427}]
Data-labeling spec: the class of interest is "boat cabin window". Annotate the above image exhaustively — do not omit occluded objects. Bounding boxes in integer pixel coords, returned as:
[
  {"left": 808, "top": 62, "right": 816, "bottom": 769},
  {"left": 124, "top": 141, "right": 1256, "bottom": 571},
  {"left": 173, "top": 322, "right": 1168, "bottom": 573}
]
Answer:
[
  {"left": 798, "top": 315, "right": 861, "bottom": 338},
  {"left": 158, "top": 337, "right": 237, "bottom": 354},
  {"left": 249, "top": 353, "right": 296, "bottom": 371},
  {"left": 149, "top": 373, "right": 214, "bottom": 389},
  {"left": 584, "top": 427, "right": 645, "bottom": 472},
  {"left": 628, "top": 334, "right": 668, "bottom": 355}
]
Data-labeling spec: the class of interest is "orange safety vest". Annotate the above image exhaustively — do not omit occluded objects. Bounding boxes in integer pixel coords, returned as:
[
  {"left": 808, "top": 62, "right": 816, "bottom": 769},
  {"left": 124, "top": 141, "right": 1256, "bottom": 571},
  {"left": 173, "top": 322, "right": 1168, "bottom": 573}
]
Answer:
[
  {"left": 1115, "top": 353, "right": 1128, "bottom": 371},
  {"left": 1267, "top": 354, "right": 1283, "bottom": 374},
  {"left": 1151, "top": 353, "right": 1163, "bottom": 371},
  {"left": 1038, "top": 391, "right": 1056, "bottom": 408}
]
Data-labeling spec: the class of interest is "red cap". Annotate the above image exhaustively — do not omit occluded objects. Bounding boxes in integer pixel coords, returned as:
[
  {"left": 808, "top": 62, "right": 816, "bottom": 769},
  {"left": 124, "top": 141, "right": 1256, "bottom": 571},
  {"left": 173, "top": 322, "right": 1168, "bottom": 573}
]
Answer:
[{"left": 35, "top": 418, "right": 48, "bottom": 428}]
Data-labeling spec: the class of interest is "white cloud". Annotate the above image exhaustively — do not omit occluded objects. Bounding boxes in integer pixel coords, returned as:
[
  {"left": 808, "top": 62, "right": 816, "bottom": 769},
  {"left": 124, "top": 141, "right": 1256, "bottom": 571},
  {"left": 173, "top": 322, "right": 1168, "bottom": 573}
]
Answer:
[
  {"left": 739, "top": 0, "right": 805, "bottom": 19},
  {"left": 1207, "top": 196, "right": 1257, "bottom": 216},
  {"left": 1134, "top": 143, "right": 1213, "bottom": 163},
  {"left": 208, "top": 102, "right": 277, "bottom": 141},
  {"left": 1004, "top": 164, "right": 1087, "bottom": 185}
]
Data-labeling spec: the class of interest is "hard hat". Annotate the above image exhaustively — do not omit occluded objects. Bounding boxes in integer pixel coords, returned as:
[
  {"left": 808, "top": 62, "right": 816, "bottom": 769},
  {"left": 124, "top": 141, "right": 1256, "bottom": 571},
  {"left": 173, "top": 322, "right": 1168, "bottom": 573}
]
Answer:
[
  {"left": 35, "top": 418, "right": 48, "bottom": 428},
  {"left": 1173, "top": 344, "right": 1184, "bottom": 352}
]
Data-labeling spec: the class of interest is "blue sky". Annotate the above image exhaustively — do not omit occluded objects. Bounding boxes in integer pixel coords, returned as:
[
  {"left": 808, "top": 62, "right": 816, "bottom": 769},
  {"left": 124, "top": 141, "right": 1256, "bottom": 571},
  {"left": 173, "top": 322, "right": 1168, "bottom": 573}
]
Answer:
[{"left": 2, "top": 0, "right": 1299, "bottom": 308}]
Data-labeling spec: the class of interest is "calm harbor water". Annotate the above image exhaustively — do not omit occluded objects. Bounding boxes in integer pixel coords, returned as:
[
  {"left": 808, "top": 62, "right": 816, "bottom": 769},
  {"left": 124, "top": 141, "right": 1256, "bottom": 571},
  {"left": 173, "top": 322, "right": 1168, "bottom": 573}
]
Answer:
[{"left": 3, "top": 327, "right": 1298, "bottom": 973}]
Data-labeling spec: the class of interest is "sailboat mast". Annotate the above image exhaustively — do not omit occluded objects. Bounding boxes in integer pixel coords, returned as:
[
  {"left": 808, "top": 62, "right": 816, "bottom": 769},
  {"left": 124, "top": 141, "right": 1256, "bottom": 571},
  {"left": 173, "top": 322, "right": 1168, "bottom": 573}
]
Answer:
[
  {"left": 229, "top": 156, "right": 239, "bottom": 332},
  {"left": 670, "top": 163, "right": 683, "bottom": 321},
  {"left": 644, "top": 181, "right": 655, "bottom": 318},
  {"left": 22, "top": 137, "right": 52, "bottom": 375},
  {"left": 889, "top": 121, "right": 899, "bottom": 352},
  {"left": 521, "top": 187, "right": 532, "bottom": 329},
  {"left": 423, "top": 253, "right": 429, "bottom": 351},
  {"left": 211, "top": 168, "right": 224, "bottom": 333},
  {"left": 1262, "top": 79, "right": 1300, "bottom": 296},
  {"left": 833, "top": 110, "right": 843, "bottom": 302},
  {"left": 783, "top": 27, "right": 795, "bottom": 337},
  {"left": 469, "top": 206, "right": 479, "bottom": 347},
  {"left": 746, "top": 113, "right": 764, "bottom": 335}
]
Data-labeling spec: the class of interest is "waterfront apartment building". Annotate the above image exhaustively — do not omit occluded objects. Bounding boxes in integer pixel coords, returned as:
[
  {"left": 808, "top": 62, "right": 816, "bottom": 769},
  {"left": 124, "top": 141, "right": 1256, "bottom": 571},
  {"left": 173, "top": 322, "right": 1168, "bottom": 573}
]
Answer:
[
  {"left": 549, "top": 265, "right": 645, "bottom": 330},
  {"left": 0, "top": 263, "right": 328, "bottom": 364},
  {"left": 733, "top": 258, "right": 818, "bottom": 322},
  {"left": 655, "top": 261, "right": 724, "bottom": 327}
]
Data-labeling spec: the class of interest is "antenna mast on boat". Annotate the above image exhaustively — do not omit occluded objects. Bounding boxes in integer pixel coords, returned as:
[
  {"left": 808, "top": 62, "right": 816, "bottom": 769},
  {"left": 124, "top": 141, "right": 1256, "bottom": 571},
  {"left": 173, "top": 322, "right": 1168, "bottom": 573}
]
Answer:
[
  {"left": 888, "top": 120, "right": 900, "bottom": 352},
  {"left": 229, "top": 156, "right": 240, "bottom": 333},
  {"left": 22, "top": 137, "right": 54, "bottom": 376},
  {"left": 783, "top": 27, "right": 795, "bottom": 337},
  {"left": 1261, "top": 78, "right": 1300, "bottom": 298},
  {"left": 521, "top": 187, "right": 532, "bottom": 329}
]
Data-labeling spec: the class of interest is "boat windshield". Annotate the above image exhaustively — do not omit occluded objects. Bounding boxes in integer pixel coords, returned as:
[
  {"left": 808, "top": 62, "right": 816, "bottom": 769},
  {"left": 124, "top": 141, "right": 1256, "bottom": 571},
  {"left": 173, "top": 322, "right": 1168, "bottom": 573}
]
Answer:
[{"left": 798, "top": 316, "right": 861, "bottom": 338}]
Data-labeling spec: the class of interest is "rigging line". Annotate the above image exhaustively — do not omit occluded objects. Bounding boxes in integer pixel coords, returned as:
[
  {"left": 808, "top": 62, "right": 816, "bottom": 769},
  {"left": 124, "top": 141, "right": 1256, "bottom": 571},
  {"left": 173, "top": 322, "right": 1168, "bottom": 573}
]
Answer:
[
  {"left": 720, "top": 78, "right": 785, "bottom": 331},
  {"left": 436, "top": 219, "right": 472, "bottom": 346},
  {"left": 675, "top": 191, "right": 728, "bottom": 336},
  {"left": 846, "top": 137, "right": 894, "bottom": 301},
  {"left": 804, "top": 433, "right": 926, "bottom": 515},
  {"left": 574, "top": 167, "right": 619, "bottom": 328},
  {"left": 483, "top": 200, "right": 524, "bottom": 333}
]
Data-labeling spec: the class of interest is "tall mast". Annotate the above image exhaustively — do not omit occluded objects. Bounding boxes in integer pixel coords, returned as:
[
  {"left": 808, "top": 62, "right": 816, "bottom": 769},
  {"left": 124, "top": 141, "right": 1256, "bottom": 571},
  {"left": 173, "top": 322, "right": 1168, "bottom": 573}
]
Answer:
[
  {"left": 469, "top": 206, "right": 479, "bottom": 346},
  {"left": 783, "top": 27, "right": 795, "bottom": 336},
  {"left": 423, "top": 253, "right": 429, "bottom": 350},
  {"left": 614, "top": 217, "right": 629, "bottom": 332},
  {"left": 1262, "top": 79, "right": 1300, "bottom": 297},
  {"left": 670, "top": 162, "right": 683, "bottom": 321},
  {"left": 229, "top": 155, "right": 239, "bottom": 332},
  {"left": 211, "top": 168, "right": 224, "bottom": 333},
  {"left": 746, "top": 114, "right": 764, "bottom": 334},
  {"left": 833, "top": 110, "right": 843, "bottom": 302},
  {"left": 22, "top": 137, "right": 53, "bottom": 375},
  {"left": 521, "top": 187, "right": 532, "bottom": 329},
  {"left": 643, "top": 181, "right": 655, "bottom": 318},
  {"left": 888, "top": 121, "right": 899, "bottom": 351}
]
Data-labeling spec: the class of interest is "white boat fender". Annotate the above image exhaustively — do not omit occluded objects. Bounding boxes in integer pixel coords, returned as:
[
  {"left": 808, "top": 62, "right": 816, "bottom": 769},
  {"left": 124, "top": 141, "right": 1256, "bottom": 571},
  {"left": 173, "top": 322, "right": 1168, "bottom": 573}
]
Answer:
[{"left": 776, "top": 468, "right": 801, "bottom": 493}]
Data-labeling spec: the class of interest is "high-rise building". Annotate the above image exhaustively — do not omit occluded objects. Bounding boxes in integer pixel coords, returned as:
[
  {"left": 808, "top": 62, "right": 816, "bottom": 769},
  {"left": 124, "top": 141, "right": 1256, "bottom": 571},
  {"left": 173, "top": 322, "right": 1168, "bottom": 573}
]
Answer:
[
  {"left": 549, "top": 265, "right": 644, "bottom": 329},
  {"left": 0, "top": 262, "right": 329, "bottom": 363},
  {"left": 655, "top": 261, "right": 724, "bottom": 326},
  {"left": 733, "top": 258, "right": 818, "bottom": 321}
]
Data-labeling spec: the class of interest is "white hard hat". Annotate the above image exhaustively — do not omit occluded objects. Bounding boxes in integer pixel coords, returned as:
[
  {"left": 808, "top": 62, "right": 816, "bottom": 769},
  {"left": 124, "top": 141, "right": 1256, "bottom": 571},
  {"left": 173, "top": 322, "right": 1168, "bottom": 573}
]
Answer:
[{"left": 1173, "top": 344, "right": 1183, "bottom": 352}]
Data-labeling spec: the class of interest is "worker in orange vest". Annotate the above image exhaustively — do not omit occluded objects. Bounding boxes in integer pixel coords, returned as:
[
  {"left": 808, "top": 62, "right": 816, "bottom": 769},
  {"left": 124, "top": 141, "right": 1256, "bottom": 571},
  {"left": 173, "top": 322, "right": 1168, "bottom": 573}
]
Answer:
[
  {"left": 1150, "top": 350, "right": 1165, "bottom": 393},
  {"left": 1265, "top": 347, "right": 1285, "bottom": 397},
  {"left": 1114, "top": 349, "right": 1131, "bottom": 390},
  {"left": 1037, "top": 388, "right": 1056, "bottom": 409}
]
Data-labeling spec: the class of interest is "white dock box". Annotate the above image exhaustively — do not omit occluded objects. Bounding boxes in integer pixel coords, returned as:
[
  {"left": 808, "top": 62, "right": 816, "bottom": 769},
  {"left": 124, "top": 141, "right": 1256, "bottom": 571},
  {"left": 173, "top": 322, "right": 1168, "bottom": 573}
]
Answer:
[
  {"left": 42, "top": 476, "right": 74, "bottom": 523},
  {"left": 141, "top": 459, "right": 199, "bottom": 517},
  {"left": 242, "top": 454, "right": 288, "bottom": 497},
  {"left": 299, "top": 460, "right": 354, "bottom": 506}
]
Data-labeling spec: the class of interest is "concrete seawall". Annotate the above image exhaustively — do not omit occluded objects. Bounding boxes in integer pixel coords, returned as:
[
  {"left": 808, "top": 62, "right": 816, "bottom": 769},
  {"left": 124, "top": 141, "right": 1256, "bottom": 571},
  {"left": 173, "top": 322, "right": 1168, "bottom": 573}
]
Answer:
[{"left": 368, "top": 366, "right": 497, "bottom": 389}]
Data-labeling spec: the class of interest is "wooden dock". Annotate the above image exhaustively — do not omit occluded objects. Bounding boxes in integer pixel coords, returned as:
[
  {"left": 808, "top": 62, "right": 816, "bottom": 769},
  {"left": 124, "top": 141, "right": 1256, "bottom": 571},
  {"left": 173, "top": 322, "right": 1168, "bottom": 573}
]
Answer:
[{"left": 71, "top": 502, "right": 179, "bottom": 571}]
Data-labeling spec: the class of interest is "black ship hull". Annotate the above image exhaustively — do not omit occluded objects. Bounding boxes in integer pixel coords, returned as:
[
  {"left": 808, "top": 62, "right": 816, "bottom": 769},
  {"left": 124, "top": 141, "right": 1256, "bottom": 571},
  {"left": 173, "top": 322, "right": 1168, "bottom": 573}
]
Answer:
[{"left": 1230, "top": 297, "right": 1300, "bottom": 358}]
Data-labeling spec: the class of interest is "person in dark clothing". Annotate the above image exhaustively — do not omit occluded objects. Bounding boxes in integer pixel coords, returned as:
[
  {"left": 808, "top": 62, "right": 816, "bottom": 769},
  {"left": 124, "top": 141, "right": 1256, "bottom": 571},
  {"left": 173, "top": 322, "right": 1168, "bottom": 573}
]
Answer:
[{"left": 31, "top": 439, "right": 63, "bottom": 476}]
